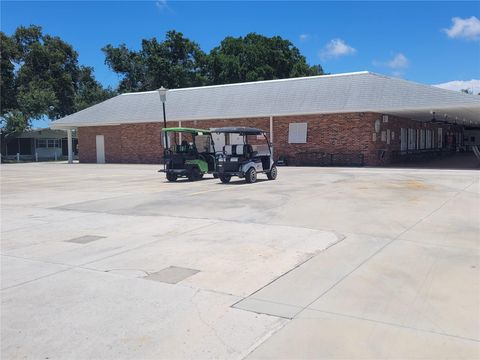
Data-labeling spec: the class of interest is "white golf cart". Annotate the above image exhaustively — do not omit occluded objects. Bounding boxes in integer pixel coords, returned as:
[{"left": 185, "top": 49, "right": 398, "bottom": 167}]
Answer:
[{"left": 213, "top": 127, "right": 277, "bottom": 184}]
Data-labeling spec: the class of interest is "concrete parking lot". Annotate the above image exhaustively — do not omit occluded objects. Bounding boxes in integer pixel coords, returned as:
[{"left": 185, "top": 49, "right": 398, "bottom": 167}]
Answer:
[{"left": 1, "top": 162, "right": 479, "bottom": 359}]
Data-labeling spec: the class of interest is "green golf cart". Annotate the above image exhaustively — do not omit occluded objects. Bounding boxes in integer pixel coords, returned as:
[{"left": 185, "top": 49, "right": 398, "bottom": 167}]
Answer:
[{"left": 160, "top": 127, "right": 216, "bottom": 182}]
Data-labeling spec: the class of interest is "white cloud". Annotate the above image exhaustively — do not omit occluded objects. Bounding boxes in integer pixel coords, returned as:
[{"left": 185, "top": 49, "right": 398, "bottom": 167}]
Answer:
[
  {"left": 320, "top": 39, "right": 356, "bottom": 60},
  {"left": 299, "top": 34, "right": 310, "bottom": 42},
  {"left": 387, "top": 53, "right": 409, "bottom": 69},
  {"left": 372, "top": 53, "right": 409, "bottom": 77},
  {"left": 434, "top": 79, "right": 480, "bottom": 94},
  {"left": 443, "top": 16, "right": 480, "bottom": 40},
  {"left": 155, "top": 0, "right": 168, "bottom": 11}
]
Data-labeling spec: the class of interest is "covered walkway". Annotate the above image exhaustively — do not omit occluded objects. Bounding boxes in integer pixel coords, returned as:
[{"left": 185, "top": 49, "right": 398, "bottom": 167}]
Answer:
[{"left": 390, "top": 152, "right": 480, "bottom": 170}]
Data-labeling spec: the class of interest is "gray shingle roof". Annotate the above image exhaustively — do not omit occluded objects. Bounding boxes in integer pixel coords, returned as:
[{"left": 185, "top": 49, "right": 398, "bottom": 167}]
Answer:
[{"left": 51, "top": 71, "right": 480, "bottom": 129}]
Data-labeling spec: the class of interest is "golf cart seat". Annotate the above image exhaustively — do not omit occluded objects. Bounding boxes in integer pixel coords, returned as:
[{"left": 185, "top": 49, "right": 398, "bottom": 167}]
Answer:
[
  {"left": 223, "top": 144, "right": 254, "bottom": 160},
  {"left": 176, "top": 143, "right": 198, "bottom": 155}
]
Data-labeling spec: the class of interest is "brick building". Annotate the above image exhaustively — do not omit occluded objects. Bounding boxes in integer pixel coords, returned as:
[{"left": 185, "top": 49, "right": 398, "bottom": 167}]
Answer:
[{"left": 51, "top": 72, "right": 480, "bottom": 166}]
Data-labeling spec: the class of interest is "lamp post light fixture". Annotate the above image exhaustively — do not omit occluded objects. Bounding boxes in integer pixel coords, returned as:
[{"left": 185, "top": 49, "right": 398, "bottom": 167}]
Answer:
[{"left": 158, "top": 86, "right": 168, "bottom": 149}]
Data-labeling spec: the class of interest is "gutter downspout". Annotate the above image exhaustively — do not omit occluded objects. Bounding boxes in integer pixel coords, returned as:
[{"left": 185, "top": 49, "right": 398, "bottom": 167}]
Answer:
[{"left": 269, "top": 116, "right": 273, "bottom": 158}]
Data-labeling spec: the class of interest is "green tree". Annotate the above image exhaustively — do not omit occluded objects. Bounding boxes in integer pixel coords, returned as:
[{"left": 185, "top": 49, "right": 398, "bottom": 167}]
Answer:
[
  {"left": 1, "top": 32, "right": 18, "bottom": 114},
  {"left": 207, "top": 33, "right": 323, "bottom": 84},
  {"left": 14, "top": 26, "right": 80, "bottom": 119},
  {"left": 0, "top": 25, "right": 113, "bottom": 135},
  {"left": 103, "top": 30, "right": 207, "bottom": 92},
  {"left": 75, "top": 66, "right": 116, "bottom": 111},
  {"left": 103, "top": 31, "right": 324, "bottom": 92}
]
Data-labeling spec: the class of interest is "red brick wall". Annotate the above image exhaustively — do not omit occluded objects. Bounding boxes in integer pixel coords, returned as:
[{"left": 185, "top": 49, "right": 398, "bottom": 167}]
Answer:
[
  {"left": 78, "top": 125, "right": 123, "bottom": 163},
  {"left": 77, "top": 112, "right": 462, "bottom": 166},
  {"left": 78, "top": 123, "right": 164, "bottom": 164},
  {"left": 77, "top": 118, "right": 271, "bottom": 164},
  {"left": 271, "top": 113, "right": 372, "bottom": 165}
]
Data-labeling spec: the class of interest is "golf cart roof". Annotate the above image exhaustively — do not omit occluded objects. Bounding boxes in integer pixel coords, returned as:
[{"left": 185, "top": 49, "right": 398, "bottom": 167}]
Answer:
[
  {"left": 213, "top": 127, "right": 266, "bottom": 135},
  {"left": 161, "top": 127, "right": 210, "bottom": 134}
]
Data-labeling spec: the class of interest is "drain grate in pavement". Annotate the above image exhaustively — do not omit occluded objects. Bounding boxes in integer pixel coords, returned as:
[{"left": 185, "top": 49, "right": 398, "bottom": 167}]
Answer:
[
  {"left": 144, "top": 266, "right": 200, "bottom": 284},
  {"left": 66, "top": 235, "right": 106, "bottom": 244}
]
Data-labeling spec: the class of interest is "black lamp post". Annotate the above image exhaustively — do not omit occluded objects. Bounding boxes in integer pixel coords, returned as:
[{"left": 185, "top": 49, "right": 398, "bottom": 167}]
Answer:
[{"left": 158, "top": 86, "right": 168, "bottom": 150}]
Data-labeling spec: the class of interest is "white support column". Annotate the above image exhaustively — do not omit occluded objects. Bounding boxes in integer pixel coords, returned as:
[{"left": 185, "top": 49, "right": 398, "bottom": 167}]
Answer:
[
  {"left": 67, "top": 129, "right": 73, "bottom": 164},
  {"left": 269, "top": 116, "right": 274, "bottom": 157}
]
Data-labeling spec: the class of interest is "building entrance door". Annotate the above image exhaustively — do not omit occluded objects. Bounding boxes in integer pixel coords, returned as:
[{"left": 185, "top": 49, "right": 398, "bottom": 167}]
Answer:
[{"left": 96, "top": 135, "right": 105, "bottom": 163}]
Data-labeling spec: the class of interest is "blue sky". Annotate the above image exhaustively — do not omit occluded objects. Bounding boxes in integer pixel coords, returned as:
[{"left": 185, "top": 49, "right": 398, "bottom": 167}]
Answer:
[{"left": 2, "top": 1, "right": 479, "bottom": 91}]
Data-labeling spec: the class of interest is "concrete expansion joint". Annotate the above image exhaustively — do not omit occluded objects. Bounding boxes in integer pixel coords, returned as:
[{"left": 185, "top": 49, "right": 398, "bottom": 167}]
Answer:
[
  {"left": 0, "top": 266, "right": 72, "bottom": 291},
  {"left": 239, "top": 318, "right": 290, "bottom": 360},
  {"left": 76, "top": 222, "right": 219, "bottom": 268},
  {"left": 230, "top": 232, "right": 348, "bottom": 319},
  {"left": 104, "top": 268, "right": 150, "bottom": 277},
  {"left": 304, "top": 308, "right": 480, "bottom": 343},
  {"left": 289, "top": 177, "right": 480, "bottom": 317},
  {"left": 177, "top": 283, "right": 241, "bottom": 299},
  {"left": 189, "top": 289, "right": 238, "bottom": 356},
  {"left": 231, "top": 181, "right": 476, "bottom": 324}
]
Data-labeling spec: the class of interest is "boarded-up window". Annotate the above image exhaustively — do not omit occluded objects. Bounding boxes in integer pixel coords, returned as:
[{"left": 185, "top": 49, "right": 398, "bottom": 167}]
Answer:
[{"left": 288, "top": 123, "right": 308, "bottom": 144}]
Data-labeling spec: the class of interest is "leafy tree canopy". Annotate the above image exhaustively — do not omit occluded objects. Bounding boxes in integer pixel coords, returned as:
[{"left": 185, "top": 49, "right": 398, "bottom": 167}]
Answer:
[
  {"left": 103, "top": 30, "right": 207, "bottom": 92},
  {"left": 208, "top": 33, "right": 323, "bottom": 84},
  {"left": 1, "top": 27, "right": 325, "bottom": 135},
  {"left": 103, "top": 31, "right": 324, "bottom": 91},
  {"left": 0, "top": 25, "right": 114, "bottom": 135}
]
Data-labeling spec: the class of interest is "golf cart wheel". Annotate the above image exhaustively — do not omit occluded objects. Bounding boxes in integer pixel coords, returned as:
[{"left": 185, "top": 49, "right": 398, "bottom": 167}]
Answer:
[
  {"left": 267, "top": 165, "right": 278, "bottom": 180},
  {"left": 219, "top": 175, "right": 231, "bottom": 183},
  {"left": 166, "top": 173, "right": 178, "bottom": 182},
  {"left": 188, "top": 167, "right": 201, "bottom": 181},
  {"left": 245, "top": 167, "right": 257, "bottom": 183}
]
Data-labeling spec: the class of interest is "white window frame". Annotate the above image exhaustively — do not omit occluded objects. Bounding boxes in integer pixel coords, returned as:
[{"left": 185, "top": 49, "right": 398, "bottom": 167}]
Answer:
[
  {"left": 37, "top": 139, "right": 47, "bottom": 148},
  {"left": 36, "top": 138, "right": 60, "bottom": 148}
]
